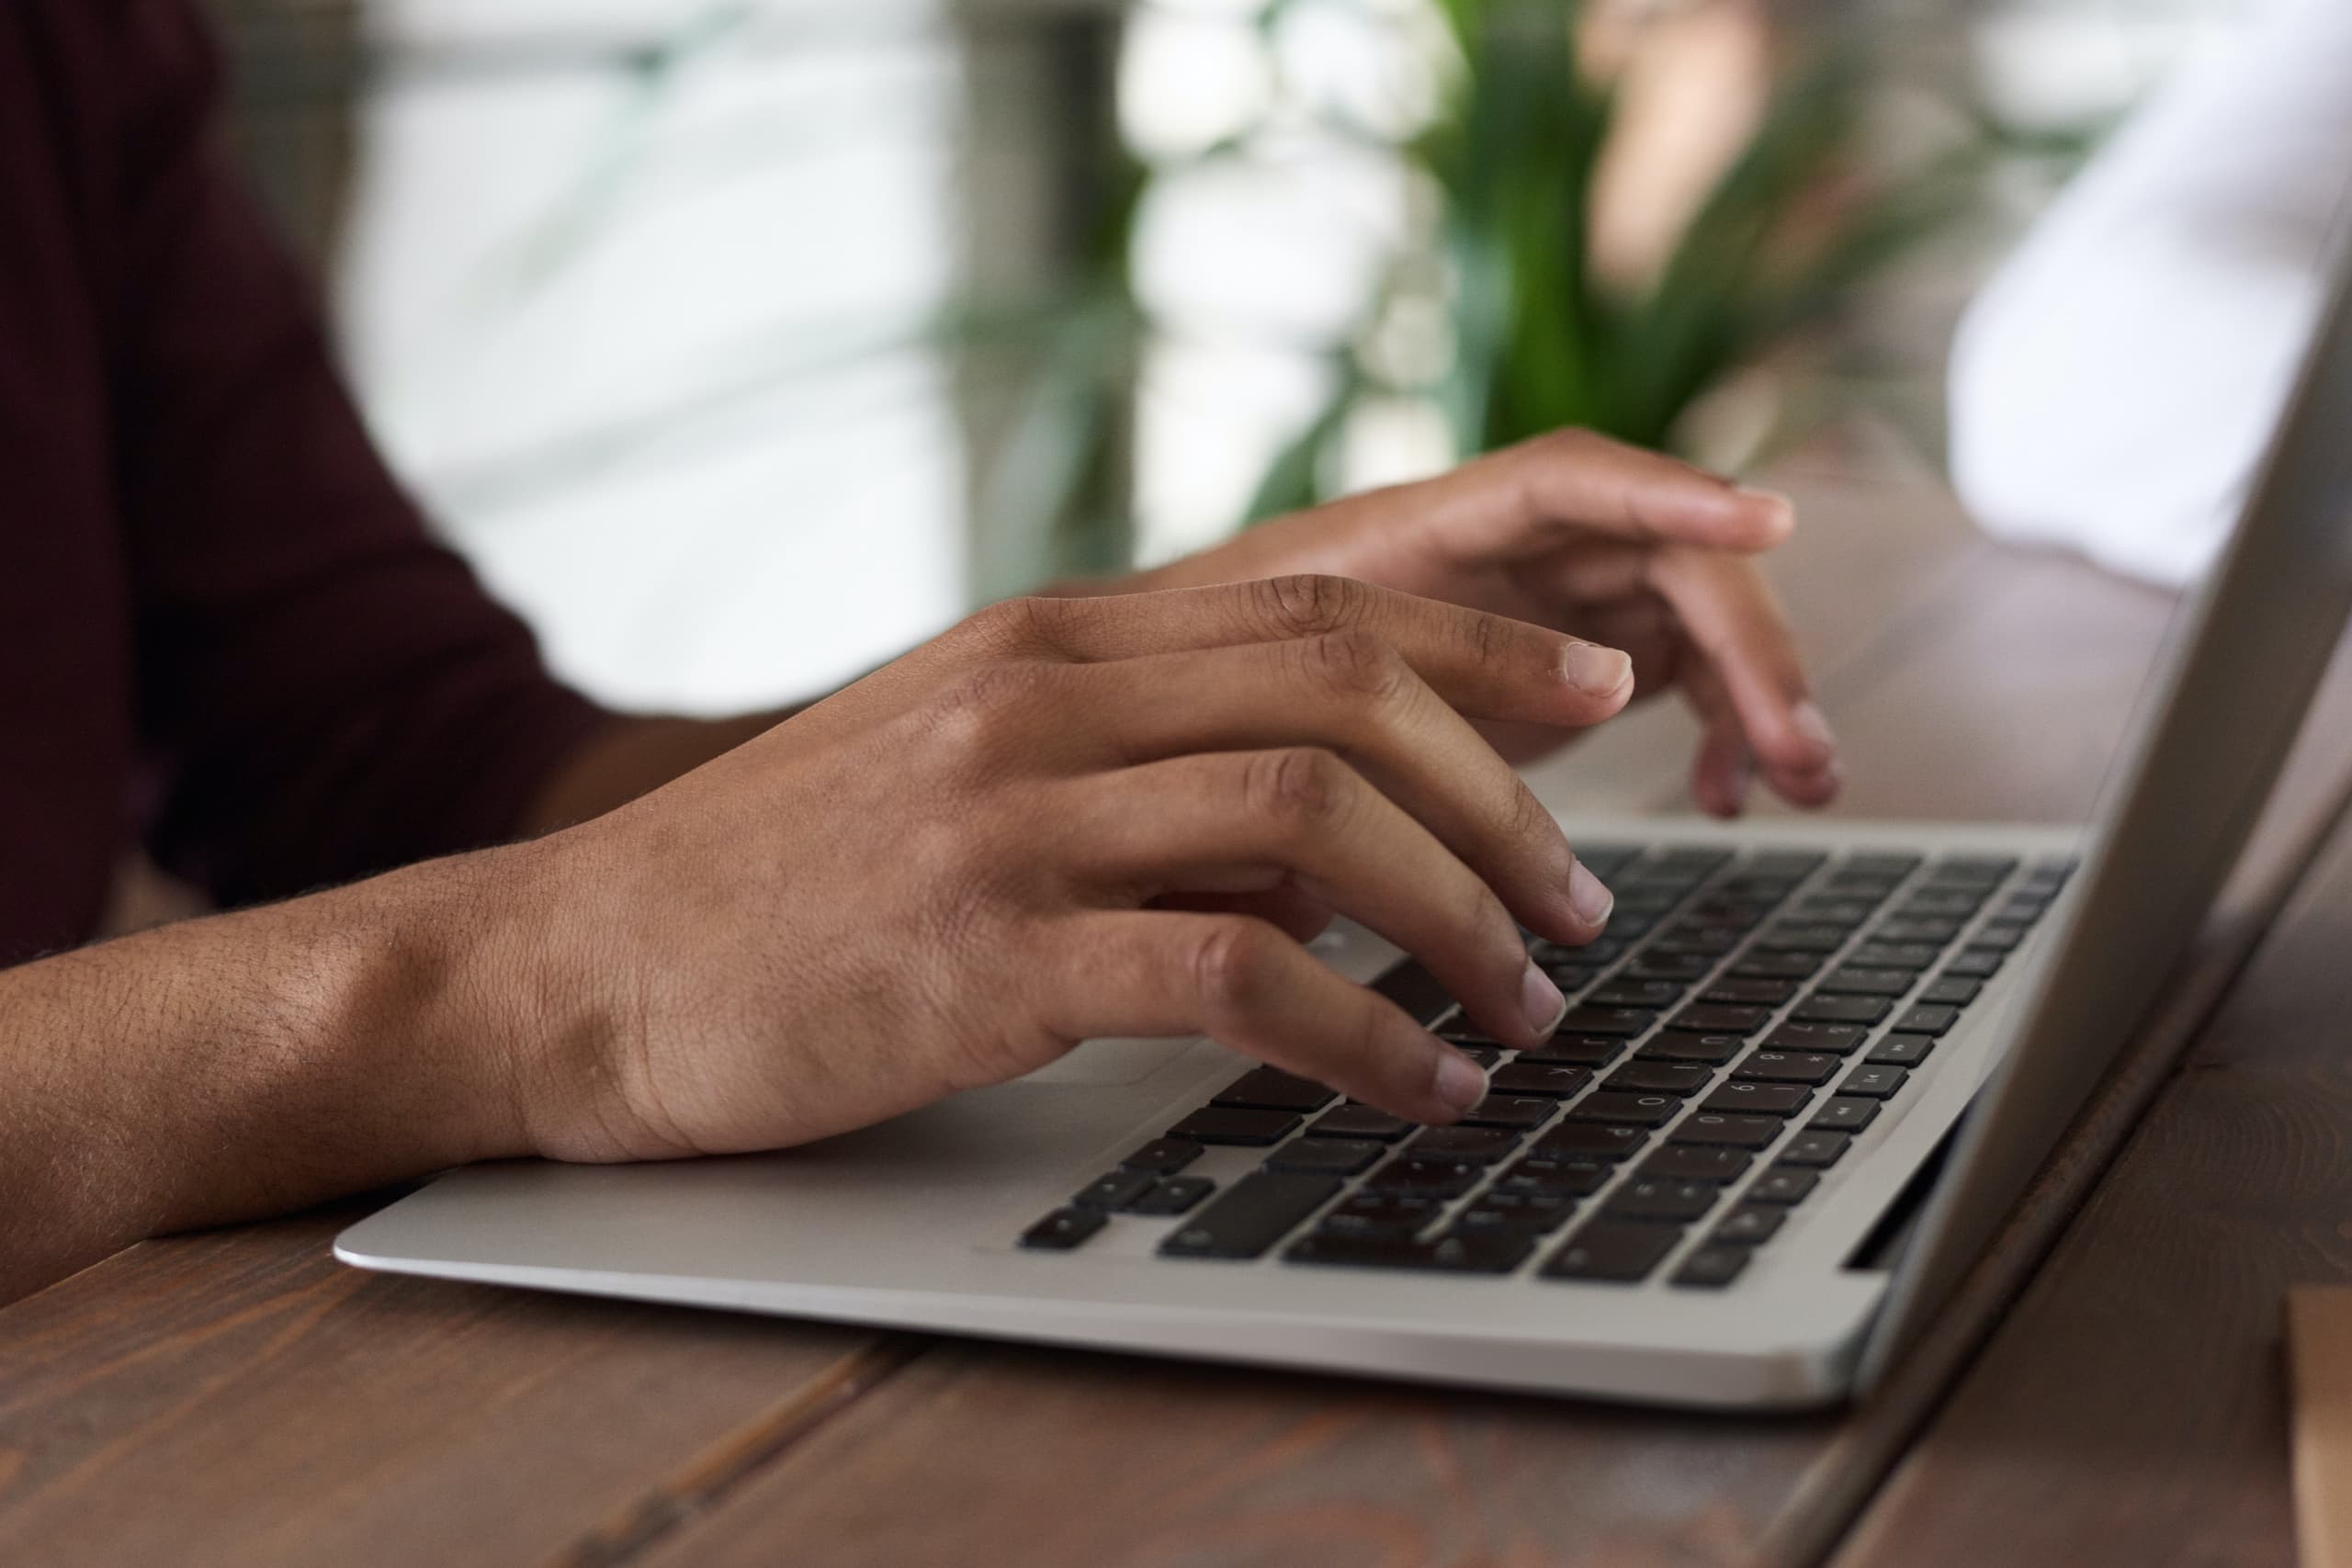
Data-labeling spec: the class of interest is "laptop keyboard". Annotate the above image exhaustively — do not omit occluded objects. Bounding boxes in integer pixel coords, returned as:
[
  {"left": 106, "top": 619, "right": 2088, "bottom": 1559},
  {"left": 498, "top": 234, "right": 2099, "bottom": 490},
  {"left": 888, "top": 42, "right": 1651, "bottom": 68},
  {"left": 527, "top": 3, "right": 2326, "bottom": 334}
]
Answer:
[{"left": 1019, "top": 845, "right": 2075, "bottom": 1290}]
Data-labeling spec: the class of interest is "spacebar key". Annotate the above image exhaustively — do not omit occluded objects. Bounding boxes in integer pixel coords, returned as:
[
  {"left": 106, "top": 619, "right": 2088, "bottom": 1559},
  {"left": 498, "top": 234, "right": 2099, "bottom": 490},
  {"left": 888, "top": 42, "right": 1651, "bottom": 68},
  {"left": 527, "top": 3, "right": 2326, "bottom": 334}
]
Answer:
[{"left": 1160, "top": 1172, "right": 1343, "bottom": 1259}]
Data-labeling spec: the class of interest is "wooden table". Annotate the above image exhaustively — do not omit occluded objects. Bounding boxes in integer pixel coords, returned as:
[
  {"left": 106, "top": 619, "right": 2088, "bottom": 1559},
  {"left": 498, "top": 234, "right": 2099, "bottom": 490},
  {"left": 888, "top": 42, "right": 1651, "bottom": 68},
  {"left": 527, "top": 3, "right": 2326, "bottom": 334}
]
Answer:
[{"left": 8, "top": 453, "right": 2352, "bottom": 1568}]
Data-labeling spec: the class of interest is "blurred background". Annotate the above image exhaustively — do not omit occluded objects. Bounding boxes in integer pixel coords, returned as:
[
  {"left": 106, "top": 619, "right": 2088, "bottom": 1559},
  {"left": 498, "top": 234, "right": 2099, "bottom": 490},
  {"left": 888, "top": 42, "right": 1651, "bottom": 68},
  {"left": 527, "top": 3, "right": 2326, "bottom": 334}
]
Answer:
[{"left": 198, "top": 0, "right": 2252, "bottom": 716}]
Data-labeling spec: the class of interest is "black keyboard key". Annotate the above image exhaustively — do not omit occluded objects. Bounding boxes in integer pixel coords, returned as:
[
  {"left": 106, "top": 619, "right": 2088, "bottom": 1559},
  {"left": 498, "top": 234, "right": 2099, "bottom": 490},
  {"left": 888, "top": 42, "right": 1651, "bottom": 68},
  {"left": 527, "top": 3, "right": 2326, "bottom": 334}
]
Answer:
[
  {"left": 1120, "top": 1138, "right": 1204, "bottom": 1175},
  {"left": 1589, "top": 979, "right": 1691, "bottom": 1010},
  {"left": 1640, "top": 1031, "right": 1745, "bottom": 1066},
  {"left": 1757, "top": 923, "right": 1852, "bottom": 953},
  {"left": 1408, "top": 1125, "right": 1523, "bottom": 1162},
  {"left": 1461, "top": 1094, "right": 1558, "bottom": 1131},
  {"left": 1747, "top": 1167, "right": 1819, "bottom": 1204},
  {"left": 1815, "top": 966, "right": 1916, "bottom": 997},
  {"left": 1667, "top": 1004, "right": 1772, "bottom": 1036},
  {"left": 1286, "top": 1230, "right": 1533, "bottom": 1273},
  {"left": 1170, "top": 1107, "right": 1300, "bottom": 1145},
  {"left": 1626, "top": 953, "right": 1715, "bottom": 981},
  {"left": 1639, "top": 1145, "right": 1754, "bottom": 1183},
  {"left": 1671, "top": 1244, "right": 1751, "bottom": 1289},
  {"left": 1363, "top": 1156, "right": 1486, "bottom": 1197},
  {"left": 1763, "top": 1021, "right": 1869, "bottom": 1055},
  {"left": 1701, "top": 976, "right": 1798, "bottom": 1007},
  {"left": 1563, "top": 1091, "right": 1680, "bottom": 1128},
  {"left": 1700, "top": 1081, "right": 1814, "bottom": 1117},
  {"left": 1670, "top": 1112, "right": 1783, "bottom": 1149},
  {"left": 1532, "top": 1122, "right": 1649, "bottom": 1162},
  {"left": 1735, "top": 1050, "right": 1840, "bottom": 1086},
  {"left": 1488, "top": 1063, "right": 1594, "bottom": 1098},
  {"left": 1822, "top": 874, "right": 1903, "bottom": 899},
  {"left": 1874, "top": 917, "right": 1963, "bottom": 944},
  {"left": 1810, "top": 1096, "right": 1882, "bottom": 1134},
  {"left": 1544, "top": 1220, "right": 1683, "bottom": 1282},
  {"left": 1866, "top": 1032, "right": 1937, "bottom": 1066},
  {"left": 1711, "top": 1205, "right": 1787, "bottom": 1247},
  {"left": 1022, "top": 1208, "right": 1106, "bottom": 1250},
  {"left": 1605, "top": 1179, "right": 1721, "bottom": 1224},
  {"left": 1266, "top": 1138, "right": 1385, "bottom": 1176},
  {"left": 1215, "top": 1067, "right": 1337, "bottom": 1113},
  {"left": 1943, "top": 947, "right": 2006, "bottom": 978},
  {"left": 1928, "top": 854, "right": 2016, "bottom": 885},
  {"left": 1894, "top": 1004, "right": 1962, "bottom": 1036},
  {"left": 1730, "top": 951, "right": 1824, "bottom": 980},
  {"left": 1920, "top": 976, "right": 1983, "bottom": 1007},
  {"left": 1557, "top": 1007, "right": 1657, "bottom": 1037},
  {"left": 1498, "top": 1156, "right": 1613, "bottom": 1197},
  {"left": 1520, "top": 1033, "right": 1628, "bottom": 1067},
  {"left": 1126, "top": 1176, "right": 1215, "bottom": 1215},
  {"left": 1972, "top": 922, "right": 2031, "bottom": 952},
  {"left": 1448, "top": 1045, "right": 1503, "bottom": 1068},
  {"left": 1603, "top": 1061, "right": 1713, "bottom": 1096},
  {"left": 1649, "top": 926, "right": 1743, "bottom": 957},
  {"left": 1792, "top": 993, "right": 1893, "bottom": 1027},
  {"left": 1898, "top": 889, "right": 1985, "bottom": 918},
  {"left": 1160, "top": 1172, "right": 1340, "bottom": 1259},
  {"left": 1844, "top": 852, "right": 1924, "bottom": 876},
  {"left": 1456, "top": 1191, "right": 1578, "bottom": 1233},
  {"left": 1792, "top": 897, "right": 1882, "bottom": 926},
  {"left": 1779, "top": 1131, "right": 1853, "bottom": 1168},
  {"left": 1308, "top": 1104, "right": 1413, "bottom": 1141},
  {"left": 1323, "top": 1191, "right": 1442, "bottom": 1237},
  {"left": 1838, "top": 1065, "right": 1910, "bottom": 1100},
  {"left": 1849, "top": 942, "right": 1939, "bottom": 972},
  {"left": 1372, "top": 959, "right": 1456, "bottom": 1025},
  {"left": 1073, "top": 1169, "right": 1159, "bottom": 1210},
  {"left": 1170, "top": 1109, "right": 1307, "bottom": 1146}
]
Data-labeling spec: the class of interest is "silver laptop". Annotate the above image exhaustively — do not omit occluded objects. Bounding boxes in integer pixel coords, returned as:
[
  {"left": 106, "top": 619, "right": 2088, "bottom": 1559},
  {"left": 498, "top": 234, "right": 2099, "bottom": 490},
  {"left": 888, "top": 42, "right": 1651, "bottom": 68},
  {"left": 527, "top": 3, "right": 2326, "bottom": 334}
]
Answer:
[{"left": 336, "top": 236, "right": 2352, "bottom": 1411}]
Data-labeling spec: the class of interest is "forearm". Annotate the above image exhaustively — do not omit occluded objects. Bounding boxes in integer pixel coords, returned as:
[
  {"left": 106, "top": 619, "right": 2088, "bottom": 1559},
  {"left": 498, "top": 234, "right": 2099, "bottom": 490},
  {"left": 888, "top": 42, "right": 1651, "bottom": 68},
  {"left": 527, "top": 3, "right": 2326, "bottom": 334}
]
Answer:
[{"left": 0, "top": 845, "right": 563, "bottom": 1302}]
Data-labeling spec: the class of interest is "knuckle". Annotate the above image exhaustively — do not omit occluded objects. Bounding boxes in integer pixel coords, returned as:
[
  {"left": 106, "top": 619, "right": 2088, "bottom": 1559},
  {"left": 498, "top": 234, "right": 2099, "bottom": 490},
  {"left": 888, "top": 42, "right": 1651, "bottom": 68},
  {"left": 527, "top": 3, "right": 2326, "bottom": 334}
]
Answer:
[
  {"left": 962, "top": 594, "right": 1063, "bottom": 656},
  {"left": 1188, "top": 919, "right": 1275, "bottom": 1017},
  {"left": 925, "top": 659, "right": 1055, "bottom": 753},
  {"left": 1258, "top": 572, "right": 1368, "bottom": 640},
  {"left": 1299, "top": 626, "right": 1408, "bottom": 705},
  {"left": 1241, "top": 747, "right": 1350, "bottom": 837}
]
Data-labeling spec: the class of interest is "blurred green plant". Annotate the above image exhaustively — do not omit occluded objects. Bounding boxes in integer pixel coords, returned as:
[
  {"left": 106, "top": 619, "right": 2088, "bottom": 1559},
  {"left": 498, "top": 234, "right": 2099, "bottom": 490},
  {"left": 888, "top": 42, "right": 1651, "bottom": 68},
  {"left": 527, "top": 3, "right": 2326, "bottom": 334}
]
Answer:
[{"left": 1244, "top": 0, "right": 1988, "bottom": 523}]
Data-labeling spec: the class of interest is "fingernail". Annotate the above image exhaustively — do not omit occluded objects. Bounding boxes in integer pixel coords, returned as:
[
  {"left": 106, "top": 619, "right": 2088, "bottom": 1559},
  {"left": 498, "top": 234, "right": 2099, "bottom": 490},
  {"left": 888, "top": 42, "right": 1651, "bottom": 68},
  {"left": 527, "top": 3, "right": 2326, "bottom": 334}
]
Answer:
[
  {"left": 1792, "top": 700, "right": 1838, "bottom": 757},
  {"left": 1521, "top": 961, "right": 1568, "bottom": 1037},
  {"left": 1564, "top": 643, "right": 1634, "bottom": 696},
  {"left": 1735, "top": 485, "right": 1797, "bottom": 534},
  {"left": 1567, "top": 862, "right": 1614, "bottom": 929},
  {"left": 1433, "top": 1048, "right": 1487, "bottom": 1113}
]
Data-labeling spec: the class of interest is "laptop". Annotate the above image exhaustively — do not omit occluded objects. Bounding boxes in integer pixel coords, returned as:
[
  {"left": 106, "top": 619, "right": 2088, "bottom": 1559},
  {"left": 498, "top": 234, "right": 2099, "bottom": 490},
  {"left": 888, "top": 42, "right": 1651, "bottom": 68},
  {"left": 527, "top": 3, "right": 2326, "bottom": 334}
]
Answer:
[{"left": 335, "top": 236, "right": 2352, "bottom": 1411}]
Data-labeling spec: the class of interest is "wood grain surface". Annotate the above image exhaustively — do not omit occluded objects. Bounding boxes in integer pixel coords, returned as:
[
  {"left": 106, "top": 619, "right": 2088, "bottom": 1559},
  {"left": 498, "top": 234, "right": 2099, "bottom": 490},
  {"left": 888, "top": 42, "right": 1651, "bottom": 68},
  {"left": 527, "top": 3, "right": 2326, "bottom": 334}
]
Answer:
[{"left": 5, "top": 460, "right": 2347, "bottom": 1568}]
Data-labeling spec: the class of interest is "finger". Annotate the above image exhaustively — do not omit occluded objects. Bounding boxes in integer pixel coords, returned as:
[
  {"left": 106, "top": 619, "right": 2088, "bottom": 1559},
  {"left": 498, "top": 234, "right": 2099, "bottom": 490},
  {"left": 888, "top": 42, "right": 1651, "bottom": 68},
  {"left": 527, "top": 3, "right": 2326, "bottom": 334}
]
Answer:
[
  {"left": 1679, "top": 658, "right": 1756, "bottom": 818},
  {"left": 1645, "top": 546, "right": 1841, "bottom": 805},
  {"left": 1327, "top": 429, "right": 1796, "bottom": 567},
  {"left": 1072, "top": 629, "right": 1614, "bottom": 944},
  {"left": 1152, "top": 887, "right": 1335, "bottom": 945},
  {"left": 1038, "top": 910, "right": 1489, "bottom": 1124},
  {"left": 973, "top": 574, "right": 1636, "bottom": 727},
  {"left": 1058, "top": 747, "right": 1571, "bottom": 1051}
]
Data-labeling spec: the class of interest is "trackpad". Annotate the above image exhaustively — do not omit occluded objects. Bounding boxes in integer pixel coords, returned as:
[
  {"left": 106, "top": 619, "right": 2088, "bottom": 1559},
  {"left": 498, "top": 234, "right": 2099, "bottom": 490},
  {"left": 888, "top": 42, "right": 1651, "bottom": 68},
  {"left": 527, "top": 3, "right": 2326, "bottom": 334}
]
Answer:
[{"left": 1020, "top": 1037, "right": 1195, "bottom": 1086}]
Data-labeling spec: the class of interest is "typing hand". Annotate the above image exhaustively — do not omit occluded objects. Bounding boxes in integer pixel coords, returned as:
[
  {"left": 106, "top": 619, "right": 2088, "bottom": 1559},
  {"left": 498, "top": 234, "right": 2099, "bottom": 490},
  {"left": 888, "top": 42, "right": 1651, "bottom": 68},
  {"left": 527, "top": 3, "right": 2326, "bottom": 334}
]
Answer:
[
  {"left": 514, "top": 579, "right": 1630, "bottom": 1162},
  {"left": 1127, "top": 430, "right": 1840, "bottom": 817}
]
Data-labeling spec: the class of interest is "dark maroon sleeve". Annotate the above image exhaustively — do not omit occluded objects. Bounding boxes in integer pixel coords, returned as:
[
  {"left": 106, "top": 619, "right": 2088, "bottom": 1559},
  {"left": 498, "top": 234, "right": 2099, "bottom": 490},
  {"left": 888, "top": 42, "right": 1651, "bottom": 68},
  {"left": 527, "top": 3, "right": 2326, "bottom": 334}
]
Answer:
[{"left": 100, "top": 1, "right": 610, "bottom": 906}]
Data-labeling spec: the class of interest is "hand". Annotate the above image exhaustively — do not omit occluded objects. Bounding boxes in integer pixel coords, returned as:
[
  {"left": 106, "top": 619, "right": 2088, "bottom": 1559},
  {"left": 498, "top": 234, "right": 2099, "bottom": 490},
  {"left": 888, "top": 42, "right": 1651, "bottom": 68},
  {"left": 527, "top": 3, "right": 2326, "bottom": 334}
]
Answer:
[
  {"left": 508, "top": 577, "right": 1636, "bottom": 1162},
  {"left": 1124, "top": 430, "right": 1840, "bottom": 817}
]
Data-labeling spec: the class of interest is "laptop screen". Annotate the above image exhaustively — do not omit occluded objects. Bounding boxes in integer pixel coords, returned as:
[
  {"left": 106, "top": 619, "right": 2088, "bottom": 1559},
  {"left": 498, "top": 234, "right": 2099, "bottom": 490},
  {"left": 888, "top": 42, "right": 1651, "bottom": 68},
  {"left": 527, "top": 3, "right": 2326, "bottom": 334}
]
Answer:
[{"left": 1860, "top": 221, "right": 2352, "bottom": 1382}]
